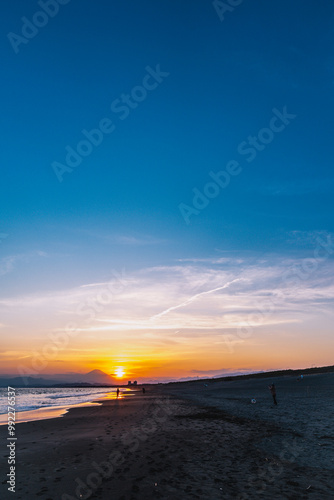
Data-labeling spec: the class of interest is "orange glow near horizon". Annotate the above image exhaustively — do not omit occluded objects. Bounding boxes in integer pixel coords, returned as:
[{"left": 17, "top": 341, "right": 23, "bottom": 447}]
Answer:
[{"left": 2, "top": 324, "right": 334, "bottom": 380}]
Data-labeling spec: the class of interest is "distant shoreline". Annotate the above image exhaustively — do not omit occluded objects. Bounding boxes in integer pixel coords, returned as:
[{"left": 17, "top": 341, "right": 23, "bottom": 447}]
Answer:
[
  {"left": 166, "top": 364, "right": 334, "bottom": 386},
  {"left": 0, "top": 364, "right": 333, "bottom": 388}
]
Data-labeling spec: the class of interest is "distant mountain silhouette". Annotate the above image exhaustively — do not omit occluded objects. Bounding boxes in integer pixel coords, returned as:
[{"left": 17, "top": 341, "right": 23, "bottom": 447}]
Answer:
[
  {"left": 0, "top": 369, "right": 117, "bottom": 387},
  {"left": 75, "top": 369, "right": 116, "bottom": 384},
  {"left": 0, "top": 376, "right": 61, "bottom": 387}
]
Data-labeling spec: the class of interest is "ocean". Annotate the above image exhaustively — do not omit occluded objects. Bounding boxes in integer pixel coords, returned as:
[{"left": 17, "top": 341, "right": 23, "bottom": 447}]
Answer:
[{"left": 0, "top": 387, "right": 116, "bottom": 415}]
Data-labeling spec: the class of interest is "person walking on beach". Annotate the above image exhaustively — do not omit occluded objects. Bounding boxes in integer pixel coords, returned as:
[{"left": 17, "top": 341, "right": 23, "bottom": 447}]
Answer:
[
  {"left": 142, "top": 387, "right": 146, "bottom": 394},
  {"left": 116, "top": 388, "right": 120, "bottom": 398},
  {"left": 268, "top": 383, "right": 277, "bottom": 405}
]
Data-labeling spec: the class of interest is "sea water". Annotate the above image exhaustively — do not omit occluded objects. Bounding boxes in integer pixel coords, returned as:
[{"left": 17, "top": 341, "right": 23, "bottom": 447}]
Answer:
[{"left": 0, "top": 387, "right": 116, "bottom": 415}]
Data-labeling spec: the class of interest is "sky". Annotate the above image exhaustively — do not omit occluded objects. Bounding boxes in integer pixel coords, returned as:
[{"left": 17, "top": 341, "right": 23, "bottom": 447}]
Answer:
[{"left": 1, "top": 0, "right": 334, "bottom": 382}]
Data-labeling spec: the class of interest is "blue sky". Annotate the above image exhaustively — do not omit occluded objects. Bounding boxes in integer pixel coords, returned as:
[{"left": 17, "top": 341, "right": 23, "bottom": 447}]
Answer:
[{"left": 1, "top": 0, "right": 334, "bottom": 378}]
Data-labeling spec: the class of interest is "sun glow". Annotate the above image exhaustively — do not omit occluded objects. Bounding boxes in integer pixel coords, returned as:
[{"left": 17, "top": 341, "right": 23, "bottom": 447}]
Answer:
[{"left": 114, "top": 367, "right": 125, "bottom": 378}]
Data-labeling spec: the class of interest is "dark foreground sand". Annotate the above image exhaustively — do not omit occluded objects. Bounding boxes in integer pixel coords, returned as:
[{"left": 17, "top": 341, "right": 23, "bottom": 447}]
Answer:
[{"left": 1, "top": 373, "right": 333, "bottom": 500}]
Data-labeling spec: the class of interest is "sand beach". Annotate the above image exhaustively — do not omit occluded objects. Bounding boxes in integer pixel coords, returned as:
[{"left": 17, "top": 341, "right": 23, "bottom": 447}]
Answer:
[{"left": 1, "top": 372, "right": 333, "bottom": 500}]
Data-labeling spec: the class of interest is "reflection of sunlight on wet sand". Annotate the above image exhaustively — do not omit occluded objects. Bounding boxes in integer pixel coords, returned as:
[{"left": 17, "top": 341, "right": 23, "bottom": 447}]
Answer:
[
  {"left": 98, "top": 388, "right": 135, "bottom": 401},
  {"left": 0, "top": 401, "right": 102, "bottom": 425}
]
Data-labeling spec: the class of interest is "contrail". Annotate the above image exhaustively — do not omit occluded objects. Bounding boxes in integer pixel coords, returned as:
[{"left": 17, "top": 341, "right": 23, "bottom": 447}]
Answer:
[{"left": 150, "top": 278, "right": 243, "bottom": 320}]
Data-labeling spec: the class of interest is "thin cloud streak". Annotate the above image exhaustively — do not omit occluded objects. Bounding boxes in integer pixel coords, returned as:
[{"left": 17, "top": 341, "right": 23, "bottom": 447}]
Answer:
[{"left": 150, "top": 278, "right": 247, "bottom": 320}]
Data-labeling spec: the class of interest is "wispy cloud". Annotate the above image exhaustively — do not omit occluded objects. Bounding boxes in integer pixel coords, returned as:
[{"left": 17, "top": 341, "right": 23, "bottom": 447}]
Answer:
[
  {"left": 287, "top": 230, "right": 333, "bottom": 246},
  {"left": 191, "top": 367, "right": 252, "bottom": 376},
  {"left": 69, "top": 226, "right": 166, "bottom": 246},
  {"left": 177, "top": 257, "right": 245, "bottom": 265},
  {"left": 0, "top": 256, "right": 17, "bottom": 276},
  {"left": 0, "top": 251, "right": 48, "bottom": 277},
  {"left": 253, "top": 178, "right": 334, "bottom": 196},
  {"left": 112, "top": 234, "right": 166, "bottom": 246}
]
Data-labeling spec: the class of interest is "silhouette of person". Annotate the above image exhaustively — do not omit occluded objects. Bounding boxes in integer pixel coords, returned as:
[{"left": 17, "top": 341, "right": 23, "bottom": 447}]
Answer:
[
  {"left": 268, "top": 383, "right": 277, "bottom": 405},
  {"left": 142, "top": 387, "right": 146, "bottom": 394},
  {"left": 116, "top": 388, "right": 120, "bottom": 398}
]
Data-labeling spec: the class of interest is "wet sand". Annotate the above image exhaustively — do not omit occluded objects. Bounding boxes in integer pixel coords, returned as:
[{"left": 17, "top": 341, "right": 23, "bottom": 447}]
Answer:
[
  {"left": 0, "top": 401, "right": 102, "bottom": 425},
  {"left": 0, "top": 374, "right": 333, "bottom": 499}
]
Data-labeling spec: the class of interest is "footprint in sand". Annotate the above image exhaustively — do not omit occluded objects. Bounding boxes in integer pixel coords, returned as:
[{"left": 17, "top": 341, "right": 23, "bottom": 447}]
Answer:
[{"left": 36, "top": 488, "right": 48, "bottom": 496}]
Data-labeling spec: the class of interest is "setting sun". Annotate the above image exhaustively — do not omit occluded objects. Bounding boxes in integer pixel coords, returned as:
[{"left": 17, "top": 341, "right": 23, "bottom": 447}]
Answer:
[{"left": 114, "top": 367, "right": 125, "bottom": 378}]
